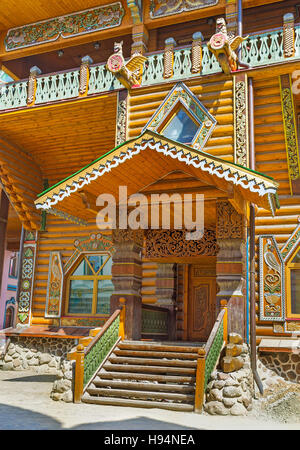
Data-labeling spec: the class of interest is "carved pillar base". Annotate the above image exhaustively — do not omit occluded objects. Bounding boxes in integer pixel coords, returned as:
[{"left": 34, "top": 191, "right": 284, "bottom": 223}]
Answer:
[
  {"left": 110, "top": 230, "right": 143, "bottom": 340},
  {"left": 216, "top": 201, "right": 247, "bottom": 339}
]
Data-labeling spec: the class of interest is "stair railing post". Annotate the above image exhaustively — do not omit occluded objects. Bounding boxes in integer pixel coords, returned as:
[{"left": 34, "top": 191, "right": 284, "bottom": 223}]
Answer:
[
  {"left": 220, "top": 299, "right": 228, "bottom": 345},
  {"left": 119, "top": 297, "right": 126, "bottom": 340},
  {"left": 73, "top": 344, "right": 85, "bottom": 403},
  {"left": 194, "top": 347, "right": 206, "bottom": 413}
]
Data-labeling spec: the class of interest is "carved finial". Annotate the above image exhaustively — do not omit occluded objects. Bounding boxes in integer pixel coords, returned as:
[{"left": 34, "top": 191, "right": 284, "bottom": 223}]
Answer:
[{"left": 107, "top": 41, "right": 147, "bottom": 90}]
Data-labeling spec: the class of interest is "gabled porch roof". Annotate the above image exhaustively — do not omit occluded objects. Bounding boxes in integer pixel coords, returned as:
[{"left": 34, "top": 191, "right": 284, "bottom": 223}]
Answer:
[{"left": 34, "top": 130, "right": 280, "bottom": 220}]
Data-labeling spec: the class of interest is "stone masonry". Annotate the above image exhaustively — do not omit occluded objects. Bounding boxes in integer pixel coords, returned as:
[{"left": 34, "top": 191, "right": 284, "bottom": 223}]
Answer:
[
  {"left": 204, "top": 333, "right": 254, "bottom": 416},
  {"left": 259, "top": 351, "right": 300, "bottom": 384},
  {"left": 0, "top": 336, "right": 76, "bottom": 403}
]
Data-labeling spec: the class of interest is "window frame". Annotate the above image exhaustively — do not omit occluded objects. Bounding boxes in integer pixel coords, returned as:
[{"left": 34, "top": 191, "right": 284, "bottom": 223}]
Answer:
[
  {"left": 65, "top": 252, "right": 113, "bottom": 317},
  {"left": 157, "top": 99, "right": 202, "bottom": 146},
  {"left": 286, "top": 245, "right": 300, "bottom": 318}
]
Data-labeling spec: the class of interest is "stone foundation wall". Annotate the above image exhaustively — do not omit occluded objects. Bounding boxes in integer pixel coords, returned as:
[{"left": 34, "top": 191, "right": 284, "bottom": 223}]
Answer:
[
  {"left": 204, "top": 344, "right": 254, "bottom": 416},
  {"left": 259, "top": 352, "right": 300, "bottom": 384},
  {"left": 0, "top": 336, "right": 76, "bottom": 403},
  {"left": 0, "top": 336, "right": 76, "bottom": 372}
]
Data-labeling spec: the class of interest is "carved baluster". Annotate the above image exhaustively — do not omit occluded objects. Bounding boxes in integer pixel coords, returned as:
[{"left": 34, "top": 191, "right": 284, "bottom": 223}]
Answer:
[
  {"left": 283, "top": 13, "right": 295, "bottom": 58},
  {"left": 27, "top": 66, "right": 41, "bottom": 106},
  {"left": 191, "top": 32, "right": 204, "bottom": 74},
  {"left": 164, "top": 38, "right": 176, "bottom": 79},
  {"left": 79, "top": 55, "right": 93, "bottom": 97}
]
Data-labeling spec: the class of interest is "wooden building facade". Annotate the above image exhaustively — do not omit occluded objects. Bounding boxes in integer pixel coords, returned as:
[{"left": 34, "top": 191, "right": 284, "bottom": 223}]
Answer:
[{"left": 0, "top": 0, "right": 300, "bottom": 403}]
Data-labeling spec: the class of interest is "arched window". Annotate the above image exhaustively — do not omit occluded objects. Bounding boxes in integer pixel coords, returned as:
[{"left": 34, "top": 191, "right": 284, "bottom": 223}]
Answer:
[
  {"left": 4, "top": 304, "right": 15, "bottom": 329},
  {"left": 66, "top": 253, "right": 113, "bottom": 316},
  {"left": 286, "top": 246, "right": 300, "bottom": 317}
]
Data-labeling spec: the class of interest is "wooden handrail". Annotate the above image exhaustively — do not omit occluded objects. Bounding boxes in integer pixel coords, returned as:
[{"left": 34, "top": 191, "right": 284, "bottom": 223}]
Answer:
[
  {"left": 68, "top": 307, "right": 123, "bottom": 403},
  {"left": 141, "top": 303, "right": 170, "bottom": 313},
  {"left": 205, "top": 308, "right": 226, "bottom": 355},
  {"left": 85, "top": 308, "right": 121, "bottom": 355},
  {"left": 194, "top": 300, "right": 228, "bottom": 414}
]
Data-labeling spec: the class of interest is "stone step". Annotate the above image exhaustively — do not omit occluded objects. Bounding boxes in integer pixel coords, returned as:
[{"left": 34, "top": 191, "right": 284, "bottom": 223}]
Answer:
[
  {"left": 118, "top": 341, "right": 200, "bottom": 354},
  {"left": 99, "top": 371, "right": 196, "bottom": 384},
  {"left": 108, "top": 356, "right": 198, "bottom": 368},
  {"left": 102, "top": 364, "right": 196, "bottom": 375},
  {"left": 82, "top": 393, "right": 194, "bottom": 412},
  {"left": 114, "top": 349, "right": 198, "bottom": 360},
  {"left": 93, "top": 378, "right": 195, "bottom": 393},
  {"left": 87, "top": 386, "right": 195, "bottom": 403}
]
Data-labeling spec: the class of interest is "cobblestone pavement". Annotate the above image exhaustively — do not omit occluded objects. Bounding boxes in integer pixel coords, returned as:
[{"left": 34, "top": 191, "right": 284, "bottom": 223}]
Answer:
[{"left": 0, "top": 370, "right": 299, "bottom": 430}]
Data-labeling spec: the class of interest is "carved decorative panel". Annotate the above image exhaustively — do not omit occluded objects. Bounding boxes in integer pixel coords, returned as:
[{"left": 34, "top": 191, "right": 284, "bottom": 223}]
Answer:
[
  {"left": 279, "top": 74, "right": 300, "bottom": 195},
  {"left": 64, "top": 233, "right": 114, "bottom": 274},
  {"left": 259, "top": 235, "right": 285, "bottom": 321},
  {"left": 234, "top": 74, "right": 249, "bottom": 167},
  {"left": 115, "top": 91, "right": 128, "bottom": 146},
  {"left": 193, "top": 284, "right": 209, "bottom": 331},
  {"left": 45, "top": 252, "right": 64, "bottom": 318},
  {"left": 17, "top": 231, "right": 38, "bottom": 327},
  {"left": 216, "top": 201, "right": 243, "bottom": 239},
  {"left": 5, "top": 2, "right": 125, "bottom": 51},
  {"left": 145, "top": 228, "right": 218, "bottom": 258},
  {"left": 149, "top": 0, "right": 219, "bottom": 18}
]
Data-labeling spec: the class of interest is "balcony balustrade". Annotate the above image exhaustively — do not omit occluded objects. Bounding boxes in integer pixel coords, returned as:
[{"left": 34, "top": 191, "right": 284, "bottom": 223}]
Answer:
[{"left": 0, "top": 25, "right": 299, "bottom": 112}]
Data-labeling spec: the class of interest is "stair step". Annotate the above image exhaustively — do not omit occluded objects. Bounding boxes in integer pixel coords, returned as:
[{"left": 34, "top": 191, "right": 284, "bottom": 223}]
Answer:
[
  {"left": 103, "top": 364, "right": 196, "bottom": 375},
  {"left": 118, "top": 341, "right": 200, "bottom": 354},
  {"left": 93, "top": 378, "right": 195, "bottom": 393},
  {"left": 99, "top": 371, "right": 196, "bottom": 384},
  {"left": 87, "top": 387, "right": 195, "bottom": 402},
  {"left": 82, "top": 393, "right": 195, "bottom": 412},
  {"left": 114, "top": 349, "right": 198, "bottom": 360},
  {"left": 108, "top": 356, "right": 197, "bottom": 368}
]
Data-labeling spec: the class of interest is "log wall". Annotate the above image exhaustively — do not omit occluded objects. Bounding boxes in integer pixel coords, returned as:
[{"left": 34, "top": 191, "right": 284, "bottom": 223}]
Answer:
[{"left": 253, "top": 74, "right": 299, "bottom": 339}]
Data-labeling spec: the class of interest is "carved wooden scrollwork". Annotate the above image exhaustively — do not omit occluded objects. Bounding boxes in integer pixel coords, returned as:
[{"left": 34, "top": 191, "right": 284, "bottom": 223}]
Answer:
[
  {"left": 145, "top": 228, "right": 219, "bottom": 258},
  {"left": 216, "top": 201, "right": 243, "bottom": 239}
]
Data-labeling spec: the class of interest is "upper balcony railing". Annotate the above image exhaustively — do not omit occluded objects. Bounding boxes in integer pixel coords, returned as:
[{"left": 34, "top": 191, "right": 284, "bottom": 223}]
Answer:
[{"left": 0, "top": 25, "right": 299, "bottom": 112}]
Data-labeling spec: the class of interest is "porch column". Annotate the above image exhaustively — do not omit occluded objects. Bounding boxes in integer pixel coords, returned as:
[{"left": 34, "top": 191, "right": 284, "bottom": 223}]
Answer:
[
  {"left": 216, "top": 200, "right": 247, "bottom": 339},
  {"left": 0, "top": 189, "right": 9, "bottom": 294},
  {"left": 110, "top": 229, "right": 144, "bottom": 340}
]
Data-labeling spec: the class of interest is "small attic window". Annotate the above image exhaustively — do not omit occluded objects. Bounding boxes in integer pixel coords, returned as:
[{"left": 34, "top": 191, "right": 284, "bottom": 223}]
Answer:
[
  {"left": 162, "top": 107, "right": 199, "bottom": 144},
  {"left": 143, "top": 82, "right": 217, "bottom": 151}
]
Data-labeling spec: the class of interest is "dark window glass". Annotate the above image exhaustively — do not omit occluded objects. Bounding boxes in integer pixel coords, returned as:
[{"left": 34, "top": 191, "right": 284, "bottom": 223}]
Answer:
[{"left": 163, "top": 108, "right": 199, "bottom": 144}]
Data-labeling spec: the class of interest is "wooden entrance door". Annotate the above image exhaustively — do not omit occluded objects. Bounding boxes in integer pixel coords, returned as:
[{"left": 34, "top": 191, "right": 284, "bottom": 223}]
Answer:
[{"left": 187, "top": 265, "right": 216, "bottom": 341}]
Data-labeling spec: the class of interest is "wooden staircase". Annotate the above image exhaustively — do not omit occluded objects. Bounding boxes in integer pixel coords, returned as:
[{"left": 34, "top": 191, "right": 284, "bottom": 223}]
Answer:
[{"left": 82, "top": 340, "right": 202, "bottom": 411}]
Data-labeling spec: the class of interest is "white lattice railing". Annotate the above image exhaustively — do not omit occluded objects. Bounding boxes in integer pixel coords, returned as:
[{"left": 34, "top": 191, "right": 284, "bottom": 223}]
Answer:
[{"left": 1, "top": 25, "right": 300, "bottom": 112}]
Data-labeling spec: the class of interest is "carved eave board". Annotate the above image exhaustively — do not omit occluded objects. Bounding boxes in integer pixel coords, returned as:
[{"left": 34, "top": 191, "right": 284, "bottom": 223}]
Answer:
[
  {"left": 35, "top": 130, "right": 279, "bottom": 221},
  {"left": 259, "top": 235, "right": 285, "bottom": 322}
]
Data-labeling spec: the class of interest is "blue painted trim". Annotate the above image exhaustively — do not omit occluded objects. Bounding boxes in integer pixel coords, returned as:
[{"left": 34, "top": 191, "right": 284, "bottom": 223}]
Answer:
[{"left": 7, "top": 284, "right": 17, "bottom": 291}]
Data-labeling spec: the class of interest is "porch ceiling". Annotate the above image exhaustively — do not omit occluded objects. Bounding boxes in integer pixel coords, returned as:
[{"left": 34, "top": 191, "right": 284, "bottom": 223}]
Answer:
[
  {"left": 0, "top": 0, "right": 122, "bottom": 31},
  {"left": 0, "top": 94, "right": 117, "bottom": 186},
  {"left": 35, "top": 130, "right": 280, "bottom": 223}
]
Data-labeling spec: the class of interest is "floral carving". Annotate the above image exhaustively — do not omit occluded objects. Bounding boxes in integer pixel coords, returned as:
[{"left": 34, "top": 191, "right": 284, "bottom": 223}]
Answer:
[
  {"left": 145, "top": 228, "right": 219, "bottom": 258},
  {"left": 234, "top": 78, "right": 248, "bottom": 167},
  {"left": 280, "top": 75, "right": 300, "bottom": 193},
  {"left": 259, "top": 235, "right": 285, "bottom": 322},
  {"left": 5, "top": 2, "right": 125, "bottom": 51},
  {"left": 150, "top": 0, "right": 218, "bottom": 18},
  {"left": 216, "top": 201, "right": 243, "bottom": 239}
]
